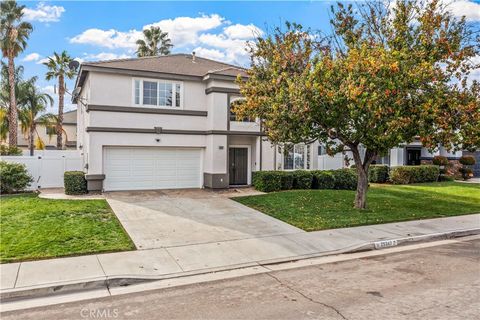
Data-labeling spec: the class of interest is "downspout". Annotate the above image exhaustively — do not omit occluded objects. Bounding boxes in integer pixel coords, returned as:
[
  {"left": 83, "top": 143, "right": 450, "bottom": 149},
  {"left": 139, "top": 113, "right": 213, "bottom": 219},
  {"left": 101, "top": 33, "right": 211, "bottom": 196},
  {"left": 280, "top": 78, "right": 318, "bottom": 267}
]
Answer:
[{"left": 259, "top": 120, "right": 263, "bottom": 171}]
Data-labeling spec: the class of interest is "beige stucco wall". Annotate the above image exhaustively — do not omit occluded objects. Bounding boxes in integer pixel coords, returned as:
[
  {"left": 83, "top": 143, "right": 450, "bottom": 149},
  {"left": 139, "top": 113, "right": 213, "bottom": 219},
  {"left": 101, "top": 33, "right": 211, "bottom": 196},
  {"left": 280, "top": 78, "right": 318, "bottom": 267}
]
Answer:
[{"left": 88, "top": 72, "right": 207, "bottom": 111}]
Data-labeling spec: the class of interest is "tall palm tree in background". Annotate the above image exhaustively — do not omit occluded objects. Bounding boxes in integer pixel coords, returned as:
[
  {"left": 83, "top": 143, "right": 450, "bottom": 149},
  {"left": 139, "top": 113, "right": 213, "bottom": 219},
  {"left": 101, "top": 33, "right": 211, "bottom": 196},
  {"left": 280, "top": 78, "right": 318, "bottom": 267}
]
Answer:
[
  {"left": 17, "top": 77, "right": 53, "bottom": 155},
  {"left": 0, "top": 0, "right": 33, "bottom": 146},
  {"left": 0, "top": 61, "right": 23, "bottom": 141},
  {"left": 44, "top": 50, "right": 76, "bottom": 149},
  {"left": 136, "top": 26, "right": 173, "bottom": 57}
]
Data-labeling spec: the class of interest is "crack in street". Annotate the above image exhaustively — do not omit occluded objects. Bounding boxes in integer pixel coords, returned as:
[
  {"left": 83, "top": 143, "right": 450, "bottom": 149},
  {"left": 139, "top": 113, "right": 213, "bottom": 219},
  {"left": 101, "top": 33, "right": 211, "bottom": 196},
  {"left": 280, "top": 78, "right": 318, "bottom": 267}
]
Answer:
[{"left": 266, "top": 273, "right": 348, "bottom": 320}]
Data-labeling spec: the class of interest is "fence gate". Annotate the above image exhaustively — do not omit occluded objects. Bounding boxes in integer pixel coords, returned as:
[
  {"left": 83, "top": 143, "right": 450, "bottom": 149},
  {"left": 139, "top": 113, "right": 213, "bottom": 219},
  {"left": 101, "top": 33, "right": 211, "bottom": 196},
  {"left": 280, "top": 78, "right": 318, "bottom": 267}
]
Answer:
[{"left": 1, "top": 150, "right": 83, "bottom": 190}]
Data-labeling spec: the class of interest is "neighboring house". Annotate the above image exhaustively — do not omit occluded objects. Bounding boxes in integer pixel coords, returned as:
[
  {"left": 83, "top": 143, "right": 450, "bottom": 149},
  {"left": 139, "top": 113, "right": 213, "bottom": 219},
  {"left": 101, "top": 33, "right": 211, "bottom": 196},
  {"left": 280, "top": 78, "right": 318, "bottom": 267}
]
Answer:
[
  {"left": 318, "top": 139, "right": 480, "bottom": 177},
  {"left": 73, "top": 54, "right": 322, "bottom": 191},
  {"left": 17, "top": 109, "right": 77, "bottom": 150}
]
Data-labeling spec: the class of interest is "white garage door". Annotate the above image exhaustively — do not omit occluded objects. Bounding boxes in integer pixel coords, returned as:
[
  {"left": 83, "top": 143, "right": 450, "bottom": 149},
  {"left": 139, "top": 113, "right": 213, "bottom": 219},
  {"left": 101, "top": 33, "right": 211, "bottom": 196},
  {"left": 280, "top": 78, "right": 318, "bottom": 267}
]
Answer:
[{"left": 104, "top": 147, "right": 202, "bottom": 191}]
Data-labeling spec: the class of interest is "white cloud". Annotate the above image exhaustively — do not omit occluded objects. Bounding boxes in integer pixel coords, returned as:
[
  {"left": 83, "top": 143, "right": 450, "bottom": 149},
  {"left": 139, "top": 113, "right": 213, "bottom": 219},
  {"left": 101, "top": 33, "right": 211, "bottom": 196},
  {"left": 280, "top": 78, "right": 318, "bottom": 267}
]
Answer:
[
  {"left": 447, "top": 0, "right": 480, "bottom": 21},
  {"left": 36, "top": 57, "right": 50, "bottom": 65},
  {"left": 223, "top": 24, "right": 263, "bottom": 39},
  {"left": 198, "top": 33, "right": 252, "bottom": 65},
  {"left": 192, "top": 47, "right": 226, "bottom": 61},
  {"left": 70, "top": 14, "right": 224, "bottom": 50},
  {"left": 83, "top": 52, "right": 132, "bottom": 61},
  {"left": 70, "top": 14, "right": 261, "bottom": 66},
  {"left": 23, "top": 2, "right": 65, "bottom": 23},
  {"left": 147, "top": 14, "right": 225, "bottom": 47},
  {"left": 22, "top": 53, "right": 41, "bottom": 62},
  {"left": 70, "top": 28, "right": 142, "bottom": 50}
]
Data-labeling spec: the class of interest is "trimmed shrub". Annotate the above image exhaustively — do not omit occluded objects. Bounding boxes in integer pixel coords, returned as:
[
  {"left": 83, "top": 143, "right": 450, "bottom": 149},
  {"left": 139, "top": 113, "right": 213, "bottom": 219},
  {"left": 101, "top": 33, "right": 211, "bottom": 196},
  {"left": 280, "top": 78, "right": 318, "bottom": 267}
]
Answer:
[
  {"left": 292, "top": 170, "right": 313, "bottom": 189},
  {"left": 64, "top": 171, "right": 87, "bottom": 195},
  {"left": 368, "top": 165, "right": 389, "bottom": 183},
  {"left": 331, "top": 169, "right": 357, "bottom": 190},
  {"left": 252, "top": 171, "right": 282, "bottom": 192},
  {"left": 312, "top": 170, "right": 336, "bottom": 189},
  {"left": 279, "top": 171, "right": 294, "bottom": 190},
  {"left": 432, "top": 156, "right": 449, "bottom": 166},
  {"left": 459, "top": 167, "right": 474, "bottom": 180},
  {"left": 0, "top": 161, "right": 33, "bottom": 194},
  {"left": 459, "top": 156, "right": 476, "bottom": 166},
  {"left": 389, "top": 165, "right": 440, "bottom": 184},
  {"left": 0, "top": 145, "right": 22, "bottom": 156}
]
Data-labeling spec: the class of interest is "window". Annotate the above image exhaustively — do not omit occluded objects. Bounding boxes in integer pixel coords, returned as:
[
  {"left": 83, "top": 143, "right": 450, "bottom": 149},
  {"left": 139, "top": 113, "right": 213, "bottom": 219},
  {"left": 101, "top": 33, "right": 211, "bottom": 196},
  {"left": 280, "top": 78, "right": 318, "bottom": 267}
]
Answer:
[
  {"left": 283, "top": 144, "right": 311, "bottom": 170},
  {"left": 318, "top": 145, "right": 327, "bottom": 156},
  {"left": 46, "top": 126, "right": 56, "bottom": 135},
  {"left": 134, "top": 80, "right": 140, "bottom": 104},
  {"left": 134, "top": 79, "right": 182, "bottom": 108},
  {"left": 143, "top": 81, "right": 158, "bottom": 105}
]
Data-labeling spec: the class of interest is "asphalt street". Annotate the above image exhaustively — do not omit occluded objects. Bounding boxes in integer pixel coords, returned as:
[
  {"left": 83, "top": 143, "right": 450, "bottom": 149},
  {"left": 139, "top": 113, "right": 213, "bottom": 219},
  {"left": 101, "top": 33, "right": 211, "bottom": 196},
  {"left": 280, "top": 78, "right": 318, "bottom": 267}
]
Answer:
[{"left": 3, "top": 238, "right": 480, "bottom": 320}]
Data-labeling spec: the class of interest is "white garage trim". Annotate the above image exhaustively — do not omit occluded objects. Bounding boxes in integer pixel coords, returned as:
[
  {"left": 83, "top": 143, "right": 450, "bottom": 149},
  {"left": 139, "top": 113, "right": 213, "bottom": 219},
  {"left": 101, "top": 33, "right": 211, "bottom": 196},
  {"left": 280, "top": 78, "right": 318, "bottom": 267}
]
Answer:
[{"left": 103, "top": 147, "right": 203, "bottom": 191}]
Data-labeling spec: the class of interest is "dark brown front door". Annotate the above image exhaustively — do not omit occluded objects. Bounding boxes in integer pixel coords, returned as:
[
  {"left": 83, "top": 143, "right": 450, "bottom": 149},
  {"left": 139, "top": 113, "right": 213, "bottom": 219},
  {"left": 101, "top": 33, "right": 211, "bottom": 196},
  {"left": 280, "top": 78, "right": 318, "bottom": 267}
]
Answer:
[
  {"left": 406, "top": 149, "right": 421, "bottom": 165},
  {"left": 229, "top": 148, "right": 248, "bottom": 185}
]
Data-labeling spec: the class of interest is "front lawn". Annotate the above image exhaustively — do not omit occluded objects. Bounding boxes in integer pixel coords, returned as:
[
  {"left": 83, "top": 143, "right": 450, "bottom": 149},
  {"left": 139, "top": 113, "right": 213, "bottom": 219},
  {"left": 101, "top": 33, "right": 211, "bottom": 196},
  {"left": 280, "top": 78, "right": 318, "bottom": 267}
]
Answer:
[
  {"left": 235, "top": 182, "right": 480, "bottom": 231},
  {"left": 0, "top": 194, "right": 135, "bottom": 263}
]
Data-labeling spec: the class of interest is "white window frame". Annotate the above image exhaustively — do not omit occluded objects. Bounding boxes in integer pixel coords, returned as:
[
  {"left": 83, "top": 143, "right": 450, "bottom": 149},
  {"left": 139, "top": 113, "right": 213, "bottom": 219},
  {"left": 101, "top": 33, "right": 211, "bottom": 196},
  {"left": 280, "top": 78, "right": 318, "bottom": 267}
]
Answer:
[
  {"left": 281, "top": 143, "right": 311, "bottom": 170},
  {"left": 132, "top": 78, "right": 184, "bottom": 109}
]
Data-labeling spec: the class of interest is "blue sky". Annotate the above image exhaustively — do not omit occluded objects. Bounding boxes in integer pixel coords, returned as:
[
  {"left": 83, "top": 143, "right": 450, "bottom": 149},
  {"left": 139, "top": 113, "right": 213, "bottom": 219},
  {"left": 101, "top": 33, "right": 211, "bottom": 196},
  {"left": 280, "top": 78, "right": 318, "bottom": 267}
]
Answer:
[{"left": 12, "top": 1, "right": 480, "bottom": 112}]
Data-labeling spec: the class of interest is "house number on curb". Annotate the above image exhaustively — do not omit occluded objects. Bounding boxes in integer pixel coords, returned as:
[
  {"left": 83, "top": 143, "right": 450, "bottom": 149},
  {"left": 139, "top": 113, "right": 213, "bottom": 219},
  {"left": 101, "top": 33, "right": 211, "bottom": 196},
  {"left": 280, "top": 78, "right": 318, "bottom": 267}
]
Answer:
[{"left": 374, "top": 239, "right": 398, "bottom": 249}]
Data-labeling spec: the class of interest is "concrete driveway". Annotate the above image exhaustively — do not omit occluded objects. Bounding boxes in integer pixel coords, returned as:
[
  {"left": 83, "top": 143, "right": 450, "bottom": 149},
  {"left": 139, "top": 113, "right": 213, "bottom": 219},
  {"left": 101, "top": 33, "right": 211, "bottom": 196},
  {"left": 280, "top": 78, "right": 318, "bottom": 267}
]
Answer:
[{"left": 105, "top": 189, "right": 304, "bottom": 250}]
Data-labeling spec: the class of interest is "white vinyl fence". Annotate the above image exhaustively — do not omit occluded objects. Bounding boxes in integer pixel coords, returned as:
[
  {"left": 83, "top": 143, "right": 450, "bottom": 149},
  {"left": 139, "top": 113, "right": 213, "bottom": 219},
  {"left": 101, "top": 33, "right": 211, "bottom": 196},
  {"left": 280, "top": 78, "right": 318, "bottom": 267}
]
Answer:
[{"left": 1, "top": 150, "right": 83, "bottom": 190}]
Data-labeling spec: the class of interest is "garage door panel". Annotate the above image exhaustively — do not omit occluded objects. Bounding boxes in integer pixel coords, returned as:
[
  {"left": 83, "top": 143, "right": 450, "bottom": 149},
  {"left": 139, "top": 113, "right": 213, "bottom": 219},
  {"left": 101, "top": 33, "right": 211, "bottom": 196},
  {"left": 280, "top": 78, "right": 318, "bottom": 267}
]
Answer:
[{"left": 104, "top": 147, "right": 202, "bottom": 191}]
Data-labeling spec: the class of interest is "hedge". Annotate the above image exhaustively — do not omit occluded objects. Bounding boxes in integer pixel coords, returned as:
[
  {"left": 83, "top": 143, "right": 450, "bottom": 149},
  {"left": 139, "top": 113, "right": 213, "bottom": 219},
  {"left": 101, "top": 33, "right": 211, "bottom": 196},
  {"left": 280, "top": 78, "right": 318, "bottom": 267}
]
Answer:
[
  {"left": 389, "top": 165, "right": 440, "bottom": 184},
  {"left": 311, "top": 170, "right": 335, "bottom": 189},
  {"left": 64, "top": 171, "right": 88, "bottom": 195},
  {"left": 292, "top": 170, "right": 313, "bottom": 189},
  {"left": 0, "top": 161, "right": 33, "bottom": 194},
  {"left": 368, "top": 165, "right": 389, "bottom": 183},
  {"left": 279, "top": 172, "right": 294, "bottom": 190},
  {"left": 252, "top": 171, "right": 282, "bottom": 192},
  {"left": 432, "top": 155, "right": 449, "bottom": 166},
  {"left": 331, "top": 168, "right": 358, "bottom": 190},
  {"left": 459, "top": 156, "right": 476, "bottom": 166}
]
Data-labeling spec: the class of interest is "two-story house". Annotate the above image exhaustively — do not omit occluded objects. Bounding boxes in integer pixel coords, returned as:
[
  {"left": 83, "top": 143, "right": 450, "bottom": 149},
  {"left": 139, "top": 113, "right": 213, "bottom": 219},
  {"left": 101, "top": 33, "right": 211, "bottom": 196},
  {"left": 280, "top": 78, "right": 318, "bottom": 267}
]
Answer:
[
  {"left": 17, "top": 109, "right": 77, "bottom": 150},
  {"left": 74, "top": 54, "right": 320, "bottom": 192}
]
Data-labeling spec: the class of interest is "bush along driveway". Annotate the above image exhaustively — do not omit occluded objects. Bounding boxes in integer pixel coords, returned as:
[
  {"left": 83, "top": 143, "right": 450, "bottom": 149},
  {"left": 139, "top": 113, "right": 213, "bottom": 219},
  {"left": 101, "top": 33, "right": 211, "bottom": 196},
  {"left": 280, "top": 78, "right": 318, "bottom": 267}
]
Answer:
[
  {"left": 234, "top": 182, "right": 480, "bottom": 231},
  {"left": 0, "top": 194, "right": 135, "bottom": 263}
]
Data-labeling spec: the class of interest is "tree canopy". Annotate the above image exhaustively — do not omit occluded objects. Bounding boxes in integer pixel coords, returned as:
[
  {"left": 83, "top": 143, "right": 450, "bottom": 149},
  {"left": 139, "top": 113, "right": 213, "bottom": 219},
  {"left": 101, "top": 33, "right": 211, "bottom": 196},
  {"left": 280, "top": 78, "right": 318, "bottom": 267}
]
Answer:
[{"left": 235, "top": 0, "right": 479, "bottom": 209}]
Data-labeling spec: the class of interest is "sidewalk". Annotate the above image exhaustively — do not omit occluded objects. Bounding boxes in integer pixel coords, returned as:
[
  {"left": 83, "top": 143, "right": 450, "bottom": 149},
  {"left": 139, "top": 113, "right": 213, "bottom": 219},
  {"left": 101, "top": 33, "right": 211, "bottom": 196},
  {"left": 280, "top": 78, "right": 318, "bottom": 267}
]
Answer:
[{"left": 1, "top": 214, "right": 479, "bottom": 301}]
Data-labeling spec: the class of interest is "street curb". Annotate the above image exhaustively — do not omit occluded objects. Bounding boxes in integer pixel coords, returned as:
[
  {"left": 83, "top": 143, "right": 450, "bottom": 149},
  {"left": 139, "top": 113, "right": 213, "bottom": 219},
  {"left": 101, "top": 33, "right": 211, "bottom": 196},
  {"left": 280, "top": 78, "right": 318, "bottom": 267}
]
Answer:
[{"left": 2, "top": 228, "right": 479, "bottom": 303}]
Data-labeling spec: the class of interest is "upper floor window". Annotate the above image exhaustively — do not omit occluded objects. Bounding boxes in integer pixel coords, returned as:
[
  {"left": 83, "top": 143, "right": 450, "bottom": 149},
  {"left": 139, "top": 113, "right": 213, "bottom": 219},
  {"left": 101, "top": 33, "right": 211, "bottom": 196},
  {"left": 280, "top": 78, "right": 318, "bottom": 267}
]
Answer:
[
  {"left": 134, "top": 79, "right": 182, "bottom": 108},
  {"left": 230, "top": 98, "right": 254, "bottom": 122}
]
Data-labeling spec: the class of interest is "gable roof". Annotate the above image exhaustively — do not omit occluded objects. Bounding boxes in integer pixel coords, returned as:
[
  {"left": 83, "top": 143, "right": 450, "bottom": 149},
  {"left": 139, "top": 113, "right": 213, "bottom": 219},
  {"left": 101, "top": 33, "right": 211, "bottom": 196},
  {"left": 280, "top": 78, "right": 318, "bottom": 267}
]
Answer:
[{"left": 81, "top": 53, "right": 246, "bottom": 78}]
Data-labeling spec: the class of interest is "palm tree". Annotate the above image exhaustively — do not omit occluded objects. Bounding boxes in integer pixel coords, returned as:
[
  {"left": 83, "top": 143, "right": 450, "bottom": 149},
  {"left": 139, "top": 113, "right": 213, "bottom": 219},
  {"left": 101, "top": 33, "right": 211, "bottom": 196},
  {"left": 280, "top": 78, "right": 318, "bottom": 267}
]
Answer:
[
  {"left": 43, "top": 50, "right": 76, "bottom": 149},
  {"left": 136, "top": 26, "right": 173, "bottom": 57},
  {"left": 17, "top": 77, "right": 53, "bottom": 155},
  {"left": 0, "top": 61, "right": 23, "bottom": 142},
  {"left": 0, "top": 0, "right": 33, "bottom": 146}
]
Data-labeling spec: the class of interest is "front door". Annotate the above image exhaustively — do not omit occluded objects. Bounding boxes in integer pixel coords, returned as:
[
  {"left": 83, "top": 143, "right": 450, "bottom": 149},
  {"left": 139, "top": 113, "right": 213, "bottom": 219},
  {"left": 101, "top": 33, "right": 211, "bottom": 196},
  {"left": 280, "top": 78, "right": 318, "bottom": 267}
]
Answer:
[
  {"left": 406, "top": 149, "right": 421, "bottom": 165},
  {"left": 229, "top": 148, "right": 248, "bottom": 185}
]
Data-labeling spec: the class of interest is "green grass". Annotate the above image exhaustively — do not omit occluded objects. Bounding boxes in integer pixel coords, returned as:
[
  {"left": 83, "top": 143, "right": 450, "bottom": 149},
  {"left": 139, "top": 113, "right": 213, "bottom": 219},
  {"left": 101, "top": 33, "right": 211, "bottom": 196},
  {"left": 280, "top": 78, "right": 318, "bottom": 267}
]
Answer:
[
  {"left": 235, "top": 182, "right": 480, "bottom": 231},
  {"left": 0, "top": 194, "right": 135, "bottom": 263}
]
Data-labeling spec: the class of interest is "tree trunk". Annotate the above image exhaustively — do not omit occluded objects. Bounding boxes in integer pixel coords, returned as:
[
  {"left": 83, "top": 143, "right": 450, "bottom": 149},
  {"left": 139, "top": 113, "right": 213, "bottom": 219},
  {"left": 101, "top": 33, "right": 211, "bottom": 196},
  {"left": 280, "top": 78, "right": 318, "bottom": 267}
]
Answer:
[
  {"left": 57, "top": 75, "right": 64, "bottom": 149},
  {"left": 355, "top": 166, "right": 369, "bottom": 209},
  {"left": 29, "top": 123, "right": 35, "bottom": 156},
  {"left": 350, "top": 146, "right": 377, "bottom": 209},
  {"left": 7, "top": 53, "right": 17, "bottom": 146}
]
